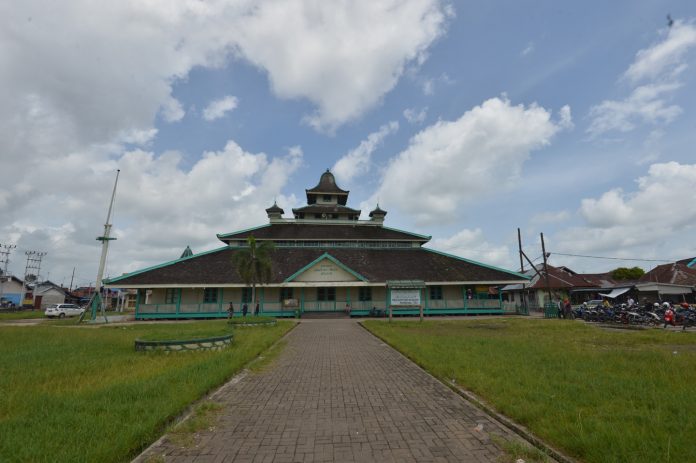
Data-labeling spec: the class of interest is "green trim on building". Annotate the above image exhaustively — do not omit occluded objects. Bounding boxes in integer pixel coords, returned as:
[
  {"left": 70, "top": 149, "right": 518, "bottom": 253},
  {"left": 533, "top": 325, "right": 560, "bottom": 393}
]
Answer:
[
  {"left": 422, "top": 247, "right": 530, "bottom": 280},
  {"left": 284, "top": 252, "right": 368, "bottom": 282},
  {"left": 104, "top": 245, "right": 230, "bottom": 284},
  {"left": 216, "top": 224, "right": 272, "bottom": 239},
  {"left": 381, "top": 225, "right": 431, "bottom": 241}
]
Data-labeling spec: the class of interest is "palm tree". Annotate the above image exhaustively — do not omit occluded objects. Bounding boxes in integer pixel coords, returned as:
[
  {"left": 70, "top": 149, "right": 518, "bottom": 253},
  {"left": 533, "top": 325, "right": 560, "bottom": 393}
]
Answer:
[{"left": 232, "top": 235, "right": 275, "bottom": 310}]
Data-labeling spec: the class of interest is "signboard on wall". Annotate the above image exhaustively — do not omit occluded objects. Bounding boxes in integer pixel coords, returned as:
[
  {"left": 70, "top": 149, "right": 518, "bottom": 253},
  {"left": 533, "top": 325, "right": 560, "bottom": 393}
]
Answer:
[{"left": 390, "top": 289, "right": 421, "bottom": 306}]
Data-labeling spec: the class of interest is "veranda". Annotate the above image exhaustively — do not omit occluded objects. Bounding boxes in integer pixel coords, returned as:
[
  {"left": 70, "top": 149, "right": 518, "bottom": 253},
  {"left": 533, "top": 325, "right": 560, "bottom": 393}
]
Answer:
[{"left": 133, "top": 284, "right": 506, "bottom": 319}]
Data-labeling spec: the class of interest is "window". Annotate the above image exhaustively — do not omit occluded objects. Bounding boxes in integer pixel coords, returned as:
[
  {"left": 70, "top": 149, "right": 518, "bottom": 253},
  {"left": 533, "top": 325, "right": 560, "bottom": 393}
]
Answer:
[
  {"left": 358, "top": 287, "right": 372, "bottom": 301},
  {"left": 203, "top": 288, "right": 218, "bottom": 303},
  {"left": 165, "top": 288, "right": 177, "bottom": 304},
  {"left": 429, "top": 286, "right": 443, "bottom": 300},
  {"left": 323, "top": 194, "right": 332, "bottom": 202},
  {"left": 241, "top": 288, "right": 252, "bottom": 303},
  {"left": 280, "top": 287, "right": 294, "bottom": 301},
  {"left": 317, "top": 287, "right": 335, "bottom": 301}
]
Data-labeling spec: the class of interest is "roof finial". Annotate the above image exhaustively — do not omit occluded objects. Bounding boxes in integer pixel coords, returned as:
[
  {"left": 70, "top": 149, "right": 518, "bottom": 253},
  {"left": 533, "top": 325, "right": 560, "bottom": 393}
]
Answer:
[{"left": 326, "top": 168, "right": 330, "bottom": 172}]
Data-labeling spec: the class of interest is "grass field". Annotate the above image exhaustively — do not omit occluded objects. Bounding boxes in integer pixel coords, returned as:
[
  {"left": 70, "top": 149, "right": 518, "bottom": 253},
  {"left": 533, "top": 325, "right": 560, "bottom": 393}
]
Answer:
[
  {"left": 0, "top": 310, "right": 47, "bottom": 320},
  {"left": 364, "top": 318, "right": 696, "bottom": 463},
  {"left": 0, "top": 320, "right": 293, "bottom": 462}
]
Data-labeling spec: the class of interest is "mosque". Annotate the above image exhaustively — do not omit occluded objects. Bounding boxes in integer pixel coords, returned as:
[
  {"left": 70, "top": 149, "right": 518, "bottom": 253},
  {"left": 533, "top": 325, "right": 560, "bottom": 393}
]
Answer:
[{"left": 105, "top": 170, "right": 528, "bottom": 318}]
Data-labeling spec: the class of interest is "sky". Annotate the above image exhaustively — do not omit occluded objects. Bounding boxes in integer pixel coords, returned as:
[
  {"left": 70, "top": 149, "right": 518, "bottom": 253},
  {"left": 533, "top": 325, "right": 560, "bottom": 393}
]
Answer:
[{"left": 1, "top": 0, "right": 696, "bottom": 289}]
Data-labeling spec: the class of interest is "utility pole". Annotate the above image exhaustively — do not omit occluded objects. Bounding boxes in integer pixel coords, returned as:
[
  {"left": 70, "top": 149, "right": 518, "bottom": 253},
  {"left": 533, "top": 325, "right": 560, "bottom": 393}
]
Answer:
[
  {"left": 540, "top": 233, "right": 553, "bottom": 308},
  {"left": 0, "top": 244, "right": 17, "bottom": 303},
  {"left": 69, "top": 267, "right": 75, "bottom": 292},
  {"left": 517, "top": 228, "right": 526, "bottom": 313},
  {"left": 90, "top": 169, "right": 120, "bottom": 321},
  {"left": 19, "top": 251, "right": 47, "bottom": 309}
]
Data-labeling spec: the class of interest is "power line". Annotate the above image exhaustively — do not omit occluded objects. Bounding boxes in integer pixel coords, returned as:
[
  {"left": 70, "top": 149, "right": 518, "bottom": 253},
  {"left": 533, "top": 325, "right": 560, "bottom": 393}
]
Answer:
[{"left": 551, "top": 252, "right": 672, "bottom": 263}]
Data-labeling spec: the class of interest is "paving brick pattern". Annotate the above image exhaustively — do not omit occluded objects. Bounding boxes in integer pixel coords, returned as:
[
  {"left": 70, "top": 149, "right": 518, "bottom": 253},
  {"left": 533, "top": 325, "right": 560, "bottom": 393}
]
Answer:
[{"left": 136, "top": 320, "right": 530, "bottom": 462}]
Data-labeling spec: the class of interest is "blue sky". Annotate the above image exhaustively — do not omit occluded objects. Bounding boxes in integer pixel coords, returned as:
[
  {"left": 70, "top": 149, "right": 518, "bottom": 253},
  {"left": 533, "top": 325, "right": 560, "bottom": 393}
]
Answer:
[{"left": 1, "top": 1, "right": 696, "bottom": 287}]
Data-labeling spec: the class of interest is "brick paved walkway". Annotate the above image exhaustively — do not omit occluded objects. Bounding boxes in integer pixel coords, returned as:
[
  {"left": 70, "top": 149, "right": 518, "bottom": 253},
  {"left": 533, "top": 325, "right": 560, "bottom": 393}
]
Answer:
[{"left": 135, "top": 320, "right": 534, "bottom": 462}]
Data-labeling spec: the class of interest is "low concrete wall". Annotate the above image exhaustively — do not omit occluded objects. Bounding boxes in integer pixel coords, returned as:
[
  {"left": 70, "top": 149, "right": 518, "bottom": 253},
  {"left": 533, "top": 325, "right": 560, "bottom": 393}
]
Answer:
[{"left": 135, "top": 334, "right": 233, "bottom": 352}]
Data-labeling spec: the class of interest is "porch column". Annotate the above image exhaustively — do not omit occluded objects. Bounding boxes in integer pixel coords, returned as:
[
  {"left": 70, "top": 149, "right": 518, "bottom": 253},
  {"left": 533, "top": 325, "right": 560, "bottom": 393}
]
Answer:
[
  {"left": 218, "top": 288, "right": 224, "bottom": 313},
  {"left": 135, "top": 289, "right": 142, "bottom": 316},
  {"left": 176, "top": 288, "right": 182, "bottom": 315},
  {"left": 261, "top": 287, "right": 265, "bottom": 312}
]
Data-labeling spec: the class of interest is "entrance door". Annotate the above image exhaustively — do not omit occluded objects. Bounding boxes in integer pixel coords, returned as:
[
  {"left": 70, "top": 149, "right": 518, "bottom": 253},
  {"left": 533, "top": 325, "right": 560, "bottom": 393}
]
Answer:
[{"left": 304, "top": 287, "right": 337, "bottom": 312}]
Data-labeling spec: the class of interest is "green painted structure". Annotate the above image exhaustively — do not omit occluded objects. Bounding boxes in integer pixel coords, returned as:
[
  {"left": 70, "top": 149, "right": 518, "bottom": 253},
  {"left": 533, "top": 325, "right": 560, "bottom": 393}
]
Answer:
[{"left": 108, "top": 170, "right": 528, "bottom": 320}]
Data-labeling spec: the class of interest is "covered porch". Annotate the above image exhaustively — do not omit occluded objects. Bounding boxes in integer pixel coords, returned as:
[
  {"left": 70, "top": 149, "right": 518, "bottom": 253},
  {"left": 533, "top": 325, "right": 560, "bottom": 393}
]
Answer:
[{"left": 131, "top": 282, "right": 507, "bottom": 319}]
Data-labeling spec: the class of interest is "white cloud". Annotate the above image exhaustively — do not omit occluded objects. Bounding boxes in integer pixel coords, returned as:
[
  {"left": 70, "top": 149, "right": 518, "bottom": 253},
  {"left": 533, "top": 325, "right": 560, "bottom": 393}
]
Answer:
[
  {"left": 429, "top": 229, "right": 513, "bottom": 269},
  {"left": 1, "top": 142, "right": 302, "bottom": 283},
  {"left": 521, "top": 42, "right": 534, "bottom": 56},
  {"left": 233, "top": 0, "right": 452, "bottom": 131},
  {"left": 333, "top": 121, "right": 399, "bottom": 182},
  {"left": 161, "top": 97, "right": 186, "bottom": 122},
  {"left": 531, "top": 210, "right": 570, "bottom": 224},
  {"left": 368, "top": 97, "right": 570, "bottom": 224},
  {"left": 0, "top": 0, "right": 452, "bottom": 284},
  {"left": 624, "top": 20, "right": 696, "bottom": 83},
  {"left": 554, "top": 161, "right": 696, "bottom": 259},
  {"left": 588, "top": 20, "right": 696, "bottom": 137},
  {"left": 403, "top": 107, "right": 428, "bottom": 124},
  {"left": 202, "top": 95, "right": 239, "bottom": 121},
  {"left": 587, "top": 83, "right": 682, "bottom": 136}
]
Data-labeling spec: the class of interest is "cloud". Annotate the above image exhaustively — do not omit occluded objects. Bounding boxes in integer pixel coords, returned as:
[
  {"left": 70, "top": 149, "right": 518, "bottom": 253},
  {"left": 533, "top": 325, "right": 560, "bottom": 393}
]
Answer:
[
  {"left": 1, "top": 142, "right": 302, "bottom": 284},
  {"left": 531, "top": 210, "right": 571, "bottom": 224},
  {"left": 521, "top": 42, "right": 534, "bottom": 57},
  {"left": 368, "top": 97, "right": 570, "bottom": 224},
  {"left": 587, "top": 83, "right": 682, "bottom": 136},
  {"left": 0, "top": 0, "right": 451, "bottom": 284},
  {"left": 233, "top": 0, "right": 452, "bottom": 131},
  {"left": 332, "top": 121, "right": 399, "bottom": 182},
  {"left": 161, "top": 97, "right": 186, "bottom": 122},
  {"left": 429, "top": 229, "right": 513, "bottom": 269},
  {"left": 403, "top": 107, "right": 428, "bottom": 124},
  {"left": 588, "top": 20, "right": 696, "bottom": 137},
  {"left": 202, "top": 95, "right": 239, "bottom": 121},
  {"left": 624, "top": 20, "right": 696, "bottom": 83},
  {"left": 554, "top": 161, "right": 696, "bottom": 259}
]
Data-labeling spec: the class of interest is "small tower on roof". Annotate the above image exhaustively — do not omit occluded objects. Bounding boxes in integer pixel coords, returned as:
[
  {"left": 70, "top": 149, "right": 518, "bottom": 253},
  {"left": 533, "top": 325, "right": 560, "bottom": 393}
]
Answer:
[
  {"left": 265, "top": 201, "right": 285, "bottom": 222},
  {"left": 180, "top": 245, "right": 193, "bottom": 258},
  {"left": 369, "top": 204, "right": 387, "bottom": 224},
  {"left": 305, "top": 169, "right": 349, "bottom": 206}
]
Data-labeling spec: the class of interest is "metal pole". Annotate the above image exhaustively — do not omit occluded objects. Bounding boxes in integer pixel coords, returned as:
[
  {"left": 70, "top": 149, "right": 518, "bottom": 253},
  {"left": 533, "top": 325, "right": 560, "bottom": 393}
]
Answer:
[
  {"left": 69, "top": 267, "right": 75, "bottom": 292},
  {"left": 540, "top": 233, "right": 553, "bottom": 311},
  {"left": 517, "top": 228, "right": 527, "bottom": 314},
  {"left": 0, "top": 244, "right": 17, "bottom": 303},
  {"left": 91, "top": 169, "right": 120, "bottom": 320}
]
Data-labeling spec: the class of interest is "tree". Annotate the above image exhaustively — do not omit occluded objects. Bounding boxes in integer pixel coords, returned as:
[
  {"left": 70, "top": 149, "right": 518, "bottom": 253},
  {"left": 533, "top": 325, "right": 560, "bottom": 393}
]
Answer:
[
  {"left": 232, "top": 235, "right": 275, "bottom": 308},
  {"left": 611, "top": 266, "right": 645, "bottom": 280}
]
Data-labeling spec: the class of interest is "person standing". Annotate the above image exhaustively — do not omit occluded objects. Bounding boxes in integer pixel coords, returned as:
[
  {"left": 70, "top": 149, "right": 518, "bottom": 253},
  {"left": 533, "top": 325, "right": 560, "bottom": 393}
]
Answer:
[
  {"left": 227, "top": 302, "right": 234, "bottom": 319},
  {"left": 242, "top": 302, "right": 248, "bottom": 317},
  {"left": 254, "top": 301, "right": 260, "bottom": 316}
]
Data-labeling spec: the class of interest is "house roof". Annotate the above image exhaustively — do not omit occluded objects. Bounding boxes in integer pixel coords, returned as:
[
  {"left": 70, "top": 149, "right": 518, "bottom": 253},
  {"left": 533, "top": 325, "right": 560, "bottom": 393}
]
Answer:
[
  {"left": 265, "top": 202, "right": 284, "bottom": 214},
  {"left": 292, "top": 204, "right": 361, "bottom": 215},
  {"left": 676, "top": 256, "right": 696, "bottom": 268},
  {"left": 510, "top": 265, "right": 605, "bottom": 290},
  {"left": 105, "top": 247, "right": 527, "bottom": 287},
  {"left": 369, "top": 205, "right": 387, "bottom": 217},
  {"left": 638, "top": 263, "right": 696, "bottom": 286},
  {"left": 217, "top": 223, "right": 431, "bottom": 243},
  {"left": 306, "top": 169, "right": 349, "bottom": 195}
]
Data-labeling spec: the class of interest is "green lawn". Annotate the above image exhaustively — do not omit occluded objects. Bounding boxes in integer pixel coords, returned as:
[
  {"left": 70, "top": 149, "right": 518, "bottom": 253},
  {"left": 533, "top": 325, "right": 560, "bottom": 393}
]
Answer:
[
  {"left": 0, "top": 320, "right": 293, "bottom": 463},
  {"left": 0, "top": 310, "right": 47, "bottom": 320},
  {"left": 364, "top": 318, "right": 696, "bottom": 463}
]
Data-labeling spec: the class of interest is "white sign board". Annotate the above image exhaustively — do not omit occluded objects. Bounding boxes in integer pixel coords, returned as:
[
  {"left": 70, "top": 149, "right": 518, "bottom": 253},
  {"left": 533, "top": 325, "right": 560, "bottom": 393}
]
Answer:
[{"left": 390, "top": 289, "right": 421, "bottom": 306}]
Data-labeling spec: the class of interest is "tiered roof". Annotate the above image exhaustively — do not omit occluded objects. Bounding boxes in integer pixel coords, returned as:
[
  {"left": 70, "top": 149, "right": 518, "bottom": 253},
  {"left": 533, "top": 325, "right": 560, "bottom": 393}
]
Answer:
[{"left": 106, "top": 247, "right": 526, "bottom": 286}]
